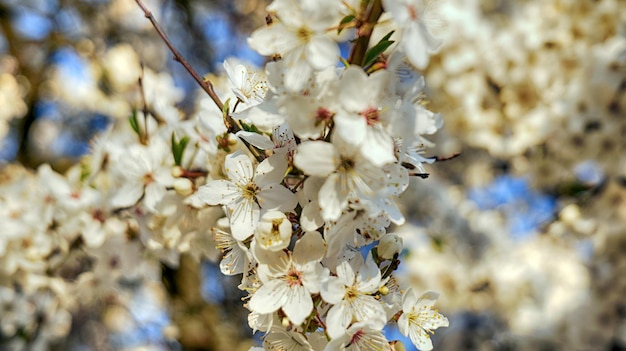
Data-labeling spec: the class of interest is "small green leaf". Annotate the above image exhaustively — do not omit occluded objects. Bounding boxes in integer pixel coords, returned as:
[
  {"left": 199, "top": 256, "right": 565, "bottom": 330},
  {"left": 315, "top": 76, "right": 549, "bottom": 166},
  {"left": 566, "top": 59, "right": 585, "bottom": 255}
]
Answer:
[
  {"left": 171, "top": 133, "right": 190, "bottom": 166},
  {"left": 363, "top": 30, "right": 395, "bottom": 67},
  {"left": 222, "top": 98, "right": 231, "bottom": 117},
  {"left": 240, "top": 121, "right": 260, "bottom": 134},
  {"left": 79, "top": 161, "right": 91, "bottom": 183},
  {"left": 128, "top": 108, "right": 140, "bottom": 135},
  {"left": 338, "top": 14, "right": 355, "bottom": 34}
]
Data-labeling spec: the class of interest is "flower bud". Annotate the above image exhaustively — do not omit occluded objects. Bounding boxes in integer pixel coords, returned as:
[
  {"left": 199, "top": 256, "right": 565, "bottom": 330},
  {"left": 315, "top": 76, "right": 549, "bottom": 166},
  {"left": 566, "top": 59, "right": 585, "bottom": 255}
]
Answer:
[
  {"left": 173, "top": 178, "right": 193, "bottom": 196},
  {"left": 254, "top": 211, "right": 292, "bottom": 252},
  {"left": 171, "top": 165, "right": 184, "bottom": 178},
  {"left": 378, "top": 234, "right": 403, "bottom": 260}
]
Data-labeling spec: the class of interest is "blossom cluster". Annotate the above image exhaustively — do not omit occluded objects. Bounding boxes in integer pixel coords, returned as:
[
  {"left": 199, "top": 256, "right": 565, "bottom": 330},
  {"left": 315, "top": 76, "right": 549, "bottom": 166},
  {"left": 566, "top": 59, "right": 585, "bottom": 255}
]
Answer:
[
  {"left": 391, "top": 0, "right": 626, "bottom": 349},
  {"left": 425, "top": 0, "right": 625, "bottom": 185},
  {"left": 1, "top": 0, "right": 451, "bottom": 349}
]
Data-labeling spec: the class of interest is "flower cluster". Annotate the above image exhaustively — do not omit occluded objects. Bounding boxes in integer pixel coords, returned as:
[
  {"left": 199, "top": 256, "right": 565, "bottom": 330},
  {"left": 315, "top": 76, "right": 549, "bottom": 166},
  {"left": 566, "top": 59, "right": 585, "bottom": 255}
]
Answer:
[
  {"left": 184, "top": 0, "right": 450, "bottom": 348},
  {"left": 396, "top": 2, "right": 626, "bottom": 346},
  {"left": 424, "top": 0, "right": 625, "bottom": 185}
]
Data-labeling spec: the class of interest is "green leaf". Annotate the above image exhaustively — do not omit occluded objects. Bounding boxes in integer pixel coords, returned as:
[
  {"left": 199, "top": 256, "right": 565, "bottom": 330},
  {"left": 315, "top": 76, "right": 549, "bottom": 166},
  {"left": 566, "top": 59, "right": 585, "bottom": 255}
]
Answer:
[
  {"left": 128, "top": 108, "right": 140, "bottom": 135},
  {"left": 240, "top": 121, "right": 260, "bottom": 134},
  {"left": 171, "top": 133, "right": 190, "bottom": 166},
  {"left": 363, "top": 30, "right": 395, "bottom": 67},
  {"left": 338, "top": 14, "right": 355, "bottom": 34},
  {"left": 222, "top": 98, "right": 231, "bottom": 117}
]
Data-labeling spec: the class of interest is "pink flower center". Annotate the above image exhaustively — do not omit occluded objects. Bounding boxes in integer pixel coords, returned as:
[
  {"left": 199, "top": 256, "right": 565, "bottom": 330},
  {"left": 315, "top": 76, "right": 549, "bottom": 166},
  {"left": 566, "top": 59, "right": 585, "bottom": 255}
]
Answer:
[
  {"left": 361, "top": 106, "right": 380, "bottom": 125},
  {"left": 315, "top": 107, "right": 334, "bottom": 126},
  {"left": 347, "top": 329, "right": 365, "bottom": 347},
  {"left": 285, "top": 268, "right": 303, "bottom": 287}
]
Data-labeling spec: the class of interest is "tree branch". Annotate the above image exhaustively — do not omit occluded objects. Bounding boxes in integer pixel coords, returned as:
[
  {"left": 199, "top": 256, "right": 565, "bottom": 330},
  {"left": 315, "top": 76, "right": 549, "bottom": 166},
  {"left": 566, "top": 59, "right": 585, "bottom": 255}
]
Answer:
[
  {"left": 348, "top": 0, "right": 383, "bottom": 66},
  {"left": 134, "top": 0, "right": 241, "bottom": 133}
]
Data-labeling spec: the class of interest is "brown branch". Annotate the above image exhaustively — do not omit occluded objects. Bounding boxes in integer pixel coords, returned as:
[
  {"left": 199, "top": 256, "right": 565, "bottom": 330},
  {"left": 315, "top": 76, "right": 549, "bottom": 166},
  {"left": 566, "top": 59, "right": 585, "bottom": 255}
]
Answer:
[
  {"left": 133, "top": 0, "right": 240, "bottom": 133},
  {"left": 347, "top": 0, "right": 383, "bottom": 66}
]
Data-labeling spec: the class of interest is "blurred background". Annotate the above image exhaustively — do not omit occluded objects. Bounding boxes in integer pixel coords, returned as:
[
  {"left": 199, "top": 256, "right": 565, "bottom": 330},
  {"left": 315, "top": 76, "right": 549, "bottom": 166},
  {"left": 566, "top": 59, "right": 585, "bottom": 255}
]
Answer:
[{"left": 0, "top": 0, "right": 625, "bottom": 350}]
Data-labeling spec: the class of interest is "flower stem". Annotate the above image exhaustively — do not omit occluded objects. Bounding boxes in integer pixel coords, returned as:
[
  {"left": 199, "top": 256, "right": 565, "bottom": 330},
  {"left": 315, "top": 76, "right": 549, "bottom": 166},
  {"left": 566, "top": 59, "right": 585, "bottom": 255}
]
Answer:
[{"left": 133, "top": 0, "right": 241, "bottom": 134}]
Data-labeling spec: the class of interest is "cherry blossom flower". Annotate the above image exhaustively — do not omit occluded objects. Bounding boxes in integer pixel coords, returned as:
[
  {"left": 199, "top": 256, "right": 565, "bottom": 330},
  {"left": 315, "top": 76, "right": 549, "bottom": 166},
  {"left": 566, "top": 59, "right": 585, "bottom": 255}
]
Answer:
[
  {"left": 248, "top": 0, "right": 341, "bottom": 91},
  {"left": 294, "top": 138, "right": 386, "bottom": 221},
  {"left": 383, "top": 0, "right": 442, "bottom": 69},
  {"left": 109, "top": 140, "right": 175, "bottom": 212},
  {"left": 187, "top": 152, "right": 297, "bottom": 240},
  {"left": 333, "top": 66, "right": 397, "bottom": 167},
  {"left": 249, "top": 231, "right": 326, "bottom": 326},
  {"left": 223, "top": 58, "right": 268, "bottom": 110},
  {"left": 398, "top": 289, "right": 449, "bottom": 350},
  {"left": 321, "top": 254, "right": 387, "bottom": 338}
]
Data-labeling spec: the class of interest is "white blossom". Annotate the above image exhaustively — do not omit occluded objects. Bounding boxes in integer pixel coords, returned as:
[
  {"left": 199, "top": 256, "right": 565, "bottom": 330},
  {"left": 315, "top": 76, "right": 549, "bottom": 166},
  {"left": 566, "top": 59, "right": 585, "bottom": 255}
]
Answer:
[
  {"left": 398, "top": 289, "right": 449, "bottom": 350},
  {"left": 249, "top": 231, "right": 326, "bottom": 326},
  {"left": 187, "top": 152, "right": 297, "bottom": 240}
]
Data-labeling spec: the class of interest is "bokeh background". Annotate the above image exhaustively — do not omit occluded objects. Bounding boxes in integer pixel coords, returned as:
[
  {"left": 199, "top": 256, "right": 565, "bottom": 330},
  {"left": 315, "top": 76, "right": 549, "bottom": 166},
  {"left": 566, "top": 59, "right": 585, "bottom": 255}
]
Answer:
[{"left": 0, "top": 0, "right": 625, "bottom": 350}]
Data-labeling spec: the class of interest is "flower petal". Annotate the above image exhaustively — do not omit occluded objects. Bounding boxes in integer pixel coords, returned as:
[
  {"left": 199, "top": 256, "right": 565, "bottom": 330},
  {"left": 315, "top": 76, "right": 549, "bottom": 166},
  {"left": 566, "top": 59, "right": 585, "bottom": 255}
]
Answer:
[
  {"left": 229, "top": 198, "right": 259, "bottom": 240},
  {"left": 257, "top": 184, "right": 298, "bottom": 212},
  {"left": 306, "top": 35, "right": 339, "bottom": 70},
  {"left": 249, "top": 279, "right": 288, "bottom": 314},
  {"left": 318, "top": 173, "right": 348, "bottom": 221},
  {"left": 225, "top": 152, "right": 254, "bottom": 186},
  {"left": 293, "top": 231, "right": 326, "bottom": 264},
  {"left": 282, "top": 285, "right": 313, "bottom": 326},
  {"left": 294, "top": 141, "right": 339, "bottom": 178},
  {"left": 191, "top": 180, "right": 240, "bottom": 206},
  {"left": 326, "top": 303, "right": 352, "bottom": 339},
  {"left": 255, "top": 153, "right": 288, "bottom": 187},
  {"left": 236, "top": 131, "right": 276, "bottom": 150}
]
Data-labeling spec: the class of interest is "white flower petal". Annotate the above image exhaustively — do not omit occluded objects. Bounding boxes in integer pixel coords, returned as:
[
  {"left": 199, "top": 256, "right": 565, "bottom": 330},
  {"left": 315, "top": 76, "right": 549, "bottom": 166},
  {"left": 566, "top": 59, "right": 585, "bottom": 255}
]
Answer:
[
  {"left": 300, "top": 200, "right": 324, "bottom": 232},
  {"left": 229, "top": 198, "right": 260, "bottom": 240},
  {"left": 336, "top": 261, "right": 355, "bottom": 286},
  {"left": 361, "top": 127, "right": 396, "bottom": 166},
  {"left": 257, "top": 185, "right": 298, "bottom": 212},
  {"left": 333, "top": 113, "right": 367, "bottom": 150},
  {"left": 143, "top": 183, "right": 165, "bottom": 212},
  {"left": 248, "top": 24, "right": 297, "bottom": 56},
  {"left": 225, "top": 152, "right": 254, "bottom": 186},
  {"left": 294, "top": 141, "right": 340, "bottom": 178},
  {"left": 236, "top": 131, "right": 276, "bottom": 150},
  {"left": 249, "top": 279, "right": 288, "bottom": 314},
  {"left": 326, "top": 303, "right": 352, "bottom": 339},
  {"left": 283, "top": 51, "right": 314, "bottom": 92},
  {"left": 192, "top": 180, "right": 240, "bottom": 206},
  {"left": 255, "top": 153, "right": 288, "bottom": 187},
  {"left": 306, "top": 35, "right": 339, "bottom": 70},
  {"left": 320, "top": 276, "right": 345, "bottom": 304},
  {"left": 339, "top": 67, "right": 370, "bottom": 112},
  {"left": 110, "top": 181, "right": 144, "bottom": 209},
  {"left": 282, "top": 285, "right": 313, "bottom": 325},
  {"left": 319, "top": 173, "right": 348, "bottom": 221},
  {"left": 293, "top": 231, "right": 326, "bottom": 264}
]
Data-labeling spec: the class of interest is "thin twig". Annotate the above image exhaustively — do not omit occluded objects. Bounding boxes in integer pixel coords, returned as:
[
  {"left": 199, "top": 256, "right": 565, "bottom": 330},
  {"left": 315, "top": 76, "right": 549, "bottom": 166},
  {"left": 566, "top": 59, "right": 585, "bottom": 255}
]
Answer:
[{"left": 134, "top": 0, "right": 240, "bottom": 133}]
